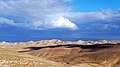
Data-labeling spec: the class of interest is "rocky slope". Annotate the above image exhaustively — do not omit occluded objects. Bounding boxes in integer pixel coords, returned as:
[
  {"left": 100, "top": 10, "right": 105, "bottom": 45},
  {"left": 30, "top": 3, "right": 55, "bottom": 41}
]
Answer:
[
  {"left": 0, "top": 39, "right": 120, "bottom": 67},
  {"left": 27, "top": 44, "right": 120, "bottom": 67},
  {"left": 0, "top": 48, "right": 65, "bottom": 67}
]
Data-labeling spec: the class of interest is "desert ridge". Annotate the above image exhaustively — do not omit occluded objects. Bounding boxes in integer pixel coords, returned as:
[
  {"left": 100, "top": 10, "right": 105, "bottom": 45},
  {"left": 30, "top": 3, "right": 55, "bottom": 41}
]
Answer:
[{"left": 0, "top": 39, "right": 120, "bottom": 67}]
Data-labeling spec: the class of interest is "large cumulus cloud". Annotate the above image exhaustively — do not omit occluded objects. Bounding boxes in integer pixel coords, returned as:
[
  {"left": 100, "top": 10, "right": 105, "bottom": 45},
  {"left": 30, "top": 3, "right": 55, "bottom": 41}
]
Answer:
[{"left": 0, "top": 0, "right": 78, "bottom": 30}]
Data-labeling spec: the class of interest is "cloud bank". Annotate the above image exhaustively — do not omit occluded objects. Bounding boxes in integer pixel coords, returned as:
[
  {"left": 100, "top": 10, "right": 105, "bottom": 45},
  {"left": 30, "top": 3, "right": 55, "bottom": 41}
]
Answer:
[
  {"left": 0, "top": 0, "right": 120, "bottom": 32},
  {"left": 64, "top": 10, "right": 120, "bottom": 32},
  {"left": 0, "top": 0, "right": 78, "bottom": 30}
]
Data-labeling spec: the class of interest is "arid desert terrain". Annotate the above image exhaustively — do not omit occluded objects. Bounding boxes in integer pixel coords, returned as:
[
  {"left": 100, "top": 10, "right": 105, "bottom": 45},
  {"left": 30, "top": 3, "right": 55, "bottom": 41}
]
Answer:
[{"left": 0, "top": 39, "right": 120, "bottom": 67}]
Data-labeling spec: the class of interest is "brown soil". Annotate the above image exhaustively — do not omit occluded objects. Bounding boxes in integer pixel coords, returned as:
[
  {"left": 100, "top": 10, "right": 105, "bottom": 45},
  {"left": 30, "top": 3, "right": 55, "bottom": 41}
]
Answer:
[
  {"left": 26, "top": 44, "right": 120, "bottom": 67},
  {"left": 0, "top": 40, "right": 120, "bottom": 67},
  {"left": 0, "top": 48, "right": 65, "bottom": 67}
]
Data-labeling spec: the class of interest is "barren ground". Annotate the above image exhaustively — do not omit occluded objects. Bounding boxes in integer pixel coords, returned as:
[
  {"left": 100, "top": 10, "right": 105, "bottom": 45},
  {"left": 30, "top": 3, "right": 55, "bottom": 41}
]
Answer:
[{"left": 0, "top": 40, "right": 120, "bottom": 67}]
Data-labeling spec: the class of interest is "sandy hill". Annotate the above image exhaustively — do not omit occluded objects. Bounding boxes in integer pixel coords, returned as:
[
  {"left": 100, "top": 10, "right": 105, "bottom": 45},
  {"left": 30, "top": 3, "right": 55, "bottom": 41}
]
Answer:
[
  {"left": 0, "top": 48, "right": 65, "bottom": 67},
  {"left": 0, "top": 40, "right": 120, "bottom": 67},
  {"left": 26, "top": 44, "right": 120, "bottom": 67}
]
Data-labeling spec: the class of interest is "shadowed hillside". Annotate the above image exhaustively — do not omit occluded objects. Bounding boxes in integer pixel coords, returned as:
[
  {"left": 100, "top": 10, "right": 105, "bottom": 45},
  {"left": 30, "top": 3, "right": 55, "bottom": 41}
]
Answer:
[
  {"left": 0, "top": 40, "right": 120, "bottom": 67},
  {"left": 19, "top": 42, "right": 120, "bottom": 67}
]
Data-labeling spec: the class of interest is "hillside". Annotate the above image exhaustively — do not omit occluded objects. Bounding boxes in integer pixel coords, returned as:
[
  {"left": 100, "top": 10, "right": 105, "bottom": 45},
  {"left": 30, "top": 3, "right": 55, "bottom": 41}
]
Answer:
[
  {"left": 0, "top": 48, "right": 65, "bottom": 67},
  {"left": 0, "top": 40, "right": 120, "bottom": 67}
]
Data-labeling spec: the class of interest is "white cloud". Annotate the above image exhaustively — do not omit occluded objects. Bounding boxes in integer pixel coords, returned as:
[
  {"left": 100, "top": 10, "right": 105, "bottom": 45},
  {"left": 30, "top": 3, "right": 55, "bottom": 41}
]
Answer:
[
  {"left": 0, "top": 0, "right": 79, "bottom": 30},
  {"left": 0, "top": 16, "right": 78, "bottom": 30},
  {"left": 46, "top": 16, "right": 78, "bottom": 30},
  {"left": 64, "top": 10, "right": 114, "bottom": 22},
  {"left": 0, "top": 0, "right": 120, "bottom": 32},
  {"left": 0, "top": 17, "right": 15, "bottom": 25},
  {"left": 63, "top": 10, "right": 120, "bottom": 31}
]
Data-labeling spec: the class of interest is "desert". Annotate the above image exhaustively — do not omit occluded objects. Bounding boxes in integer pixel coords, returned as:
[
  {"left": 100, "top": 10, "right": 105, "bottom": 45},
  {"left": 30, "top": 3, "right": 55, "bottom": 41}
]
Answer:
[
  {"left": 1, "top": 0, "right": 120, "bottom": 67},
  {"left": 0, "top": 39, "right": 120, "bottom": 67}
]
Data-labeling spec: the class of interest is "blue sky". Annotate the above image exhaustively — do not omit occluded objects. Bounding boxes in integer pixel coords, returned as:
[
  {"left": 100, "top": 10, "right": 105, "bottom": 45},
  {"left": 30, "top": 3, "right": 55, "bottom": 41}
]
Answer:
[
  {"left": 0, "top": 0, "right": 120, "bottom": 42},
  {"left": 69, "top": 0, "right": 120, "bottom": 12}
]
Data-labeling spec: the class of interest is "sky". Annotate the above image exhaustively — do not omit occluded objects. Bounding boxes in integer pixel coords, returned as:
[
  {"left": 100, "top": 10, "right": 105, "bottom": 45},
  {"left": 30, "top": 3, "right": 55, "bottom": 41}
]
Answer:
[
  {"left": 0, "top": 0, "right": 120, "bottom": 42},
  {"left": 68, "top": 0, "right": 120, "bottom": 12}
]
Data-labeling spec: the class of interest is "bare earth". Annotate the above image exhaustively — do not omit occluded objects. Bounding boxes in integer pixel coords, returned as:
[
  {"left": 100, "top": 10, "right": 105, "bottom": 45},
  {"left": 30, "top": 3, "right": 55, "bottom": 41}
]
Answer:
[{"left": 0, "top": 39, "right": 120, "bottom": 67}]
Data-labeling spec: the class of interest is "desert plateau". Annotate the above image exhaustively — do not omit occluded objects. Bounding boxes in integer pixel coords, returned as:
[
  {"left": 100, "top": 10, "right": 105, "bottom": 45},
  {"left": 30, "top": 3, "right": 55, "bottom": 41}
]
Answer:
[{"left": 0, "top": 39, "right": 120, "bottom": 67}]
